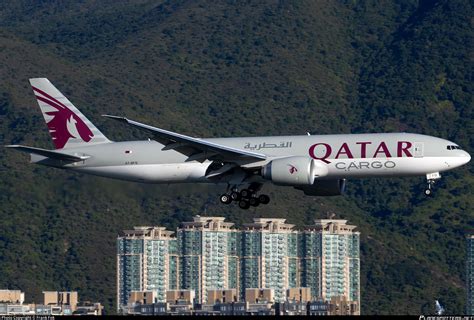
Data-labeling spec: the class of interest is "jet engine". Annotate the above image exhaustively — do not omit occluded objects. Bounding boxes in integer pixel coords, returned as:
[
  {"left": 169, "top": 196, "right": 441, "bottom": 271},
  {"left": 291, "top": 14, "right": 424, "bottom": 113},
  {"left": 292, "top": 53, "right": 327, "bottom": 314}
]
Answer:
[
  {"left": 261, "top": 156, "right": 328, "bottom": 186},
  {"left": 294, "top": 179, "right": 346, "bottom": 196}
]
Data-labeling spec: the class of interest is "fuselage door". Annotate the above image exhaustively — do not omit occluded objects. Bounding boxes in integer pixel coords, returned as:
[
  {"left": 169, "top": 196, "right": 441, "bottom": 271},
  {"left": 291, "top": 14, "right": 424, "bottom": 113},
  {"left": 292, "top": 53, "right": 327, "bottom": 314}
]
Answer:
[{"left": 414, "top": 142, "right": 424, "bottom": 158}]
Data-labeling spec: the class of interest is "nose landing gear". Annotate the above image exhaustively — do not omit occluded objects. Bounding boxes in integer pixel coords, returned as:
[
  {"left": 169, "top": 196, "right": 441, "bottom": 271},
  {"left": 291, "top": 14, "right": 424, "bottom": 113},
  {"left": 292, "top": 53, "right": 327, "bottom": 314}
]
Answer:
[
  {"left": 424, "top": 183, "right": 433, "bottom": 196},
  {"left": 424, "top": 172, "right": 441, "bottom": 196}
]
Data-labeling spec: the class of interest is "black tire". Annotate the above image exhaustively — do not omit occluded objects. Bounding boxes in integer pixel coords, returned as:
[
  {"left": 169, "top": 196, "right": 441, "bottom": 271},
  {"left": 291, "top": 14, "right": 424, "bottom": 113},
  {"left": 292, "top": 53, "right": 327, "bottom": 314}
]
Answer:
[
  {"left": 240, "top": 189, "right": 251, "bottom": 199},
  {"left": 258, "top": 194, "right": 270, "bottom": 204},
  {"left": 230, "top": 191, "right": 241, "bottom": 201},
  {"left": 249, "top": 197, "right": 260, "bottom": 207},
  {"left": 424, "top": 189, "right": 432, "bottom": 196},
  {"left": 238, "top": 200, "right": 250, "bottom": 209},
  {"left": 220, "top": 194, "right": 232, "bottom": 204}
]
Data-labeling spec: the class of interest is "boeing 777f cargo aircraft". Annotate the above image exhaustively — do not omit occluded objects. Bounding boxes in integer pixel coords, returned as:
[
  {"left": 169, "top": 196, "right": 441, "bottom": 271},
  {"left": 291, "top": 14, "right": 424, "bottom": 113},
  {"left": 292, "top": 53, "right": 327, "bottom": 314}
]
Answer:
[{"left": 6, "top": 79, "right": 471, "bottom": 209}]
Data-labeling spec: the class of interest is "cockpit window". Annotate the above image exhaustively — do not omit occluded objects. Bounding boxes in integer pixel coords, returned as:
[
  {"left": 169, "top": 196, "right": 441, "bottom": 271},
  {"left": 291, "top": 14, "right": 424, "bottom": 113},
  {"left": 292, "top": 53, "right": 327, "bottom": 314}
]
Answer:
[{"left": 447, "top": 145, "right": 462, "bottom": 150}]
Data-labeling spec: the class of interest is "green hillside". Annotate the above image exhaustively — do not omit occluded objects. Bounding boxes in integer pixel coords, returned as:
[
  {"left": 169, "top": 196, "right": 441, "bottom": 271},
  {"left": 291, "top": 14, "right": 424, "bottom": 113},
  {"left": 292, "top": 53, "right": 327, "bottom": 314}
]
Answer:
[{"left": 0, "top": 0, "right": 472, "bottom": 314}]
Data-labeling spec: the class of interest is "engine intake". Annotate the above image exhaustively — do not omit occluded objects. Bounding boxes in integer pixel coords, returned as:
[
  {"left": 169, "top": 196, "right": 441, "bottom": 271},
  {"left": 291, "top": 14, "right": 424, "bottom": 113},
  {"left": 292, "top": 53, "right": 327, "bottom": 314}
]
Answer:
[{"left": 261, "top": 156, "right": 328, "bottom": 186}]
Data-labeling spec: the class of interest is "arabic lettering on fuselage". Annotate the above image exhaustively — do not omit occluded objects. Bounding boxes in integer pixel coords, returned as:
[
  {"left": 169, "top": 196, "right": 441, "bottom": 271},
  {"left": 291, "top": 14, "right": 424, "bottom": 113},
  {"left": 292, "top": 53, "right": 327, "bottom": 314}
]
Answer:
[{"left": 244, "top": 141, "right": 293, "bottom": 151}]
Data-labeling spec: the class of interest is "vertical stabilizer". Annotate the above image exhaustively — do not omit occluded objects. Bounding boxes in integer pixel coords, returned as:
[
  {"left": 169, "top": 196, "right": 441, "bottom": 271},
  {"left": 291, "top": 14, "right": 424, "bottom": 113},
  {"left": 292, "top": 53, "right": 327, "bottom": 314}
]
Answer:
[{"left": 29, "top": 78, "right": 110, "bottom": 149}]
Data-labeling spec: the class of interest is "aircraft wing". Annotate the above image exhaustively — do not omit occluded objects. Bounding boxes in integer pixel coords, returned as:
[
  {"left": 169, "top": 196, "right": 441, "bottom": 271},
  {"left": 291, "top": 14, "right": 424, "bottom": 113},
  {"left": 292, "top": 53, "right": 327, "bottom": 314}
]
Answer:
[
  {"left": 5, "top": 145, "right": 90, "bottom": 162},
  {"left": 103, "top": 115, "right": 267, "bottom": 163}
]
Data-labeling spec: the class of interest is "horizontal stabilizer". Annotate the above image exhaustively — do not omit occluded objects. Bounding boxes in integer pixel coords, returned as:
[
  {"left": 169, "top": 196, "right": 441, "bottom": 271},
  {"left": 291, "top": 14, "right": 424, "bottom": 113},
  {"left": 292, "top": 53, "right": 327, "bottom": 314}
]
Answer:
[{"left": 5, "top": 145, "right": 90, "bottom": 162}]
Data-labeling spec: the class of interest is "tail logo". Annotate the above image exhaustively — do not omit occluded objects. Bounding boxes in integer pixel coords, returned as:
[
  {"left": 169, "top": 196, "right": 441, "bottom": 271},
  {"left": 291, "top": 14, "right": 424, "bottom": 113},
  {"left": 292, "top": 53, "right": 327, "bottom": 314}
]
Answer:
[{"left": 33, "top": 86, "right": 94, "bottom": 149}]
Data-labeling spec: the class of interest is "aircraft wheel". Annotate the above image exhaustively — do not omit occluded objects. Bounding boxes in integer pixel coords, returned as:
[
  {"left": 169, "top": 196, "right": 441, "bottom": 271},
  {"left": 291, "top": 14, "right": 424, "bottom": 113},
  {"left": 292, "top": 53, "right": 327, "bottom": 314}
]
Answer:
[
  {"left": 424, "top": 189, "right": 432, "bottom": 196},
  {"left": 240, "top": 189, "right": 251, "bottom": 199},
  {"left": 258, "top": 194, "right": 270, "bottom": 205},
  {"left": 249, "top": 197, "right": 260, "bottom": 207},
  {"left": 230, "top": 191, "right": 241, "bottom": 201},
  {"left": 220, "top": 194, "right": 232, "bottom": 204},
  {"left": 238, "top": 200, "right": 250, "bottom": 209}
]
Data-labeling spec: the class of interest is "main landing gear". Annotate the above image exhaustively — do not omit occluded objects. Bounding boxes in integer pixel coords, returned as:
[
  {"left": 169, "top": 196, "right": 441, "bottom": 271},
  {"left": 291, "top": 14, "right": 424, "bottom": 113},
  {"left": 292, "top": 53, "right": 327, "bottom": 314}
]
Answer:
[
  {"left": 424, "top": 172, "right": 441, "bottom": 196},
  {"left": 220, "top": 186, "right": 270, "bottom": 209}
]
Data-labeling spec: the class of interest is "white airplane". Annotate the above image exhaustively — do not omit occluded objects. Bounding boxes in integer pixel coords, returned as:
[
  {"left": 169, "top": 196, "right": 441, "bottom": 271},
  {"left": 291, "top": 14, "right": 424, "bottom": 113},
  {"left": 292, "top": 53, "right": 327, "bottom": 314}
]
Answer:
[{"left": 6, "top": 78, "right": 471, "bottom": 209}]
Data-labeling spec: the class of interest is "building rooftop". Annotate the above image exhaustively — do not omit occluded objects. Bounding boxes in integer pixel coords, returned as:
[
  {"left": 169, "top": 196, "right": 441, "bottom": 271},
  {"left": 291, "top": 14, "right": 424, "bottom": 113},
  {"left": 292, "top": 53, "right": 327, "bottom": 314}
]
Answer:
[
  {"left": 121, "top": 226, "right": 175, "bottom": 239},
  {"left": 179, "top": 216, "right": 235, "bottom": 231},
  {"left": 119, "top": 218, "right": 360, "bottom": 237},
  {"left": 242, "top": 218, "right": 295, "bottom": 232},
  {"left": 304, "top": 219, "right": 359, "bottom": 234}
]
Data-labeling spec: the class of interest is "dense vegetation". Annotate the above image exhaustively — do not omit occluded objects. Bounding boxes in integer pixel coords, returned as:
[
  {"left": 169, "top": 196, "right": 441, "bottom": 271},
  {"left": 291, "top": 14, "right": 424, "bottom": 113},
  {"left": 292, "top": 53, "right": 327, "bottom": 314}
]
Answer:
[{"left": 0, "top": 0, "right": 472, "bottom": 314}]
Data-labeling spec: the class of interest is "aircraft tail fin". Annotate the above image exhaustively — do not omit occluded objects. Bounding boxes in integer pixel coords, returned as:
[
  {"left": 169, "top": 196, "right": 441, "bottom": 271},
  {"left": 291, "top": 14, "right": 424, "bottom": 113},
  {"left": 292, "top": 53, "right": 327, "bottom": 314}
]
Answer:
[{"left": 29, "top": 78, "right": 111, "bottom": 149}]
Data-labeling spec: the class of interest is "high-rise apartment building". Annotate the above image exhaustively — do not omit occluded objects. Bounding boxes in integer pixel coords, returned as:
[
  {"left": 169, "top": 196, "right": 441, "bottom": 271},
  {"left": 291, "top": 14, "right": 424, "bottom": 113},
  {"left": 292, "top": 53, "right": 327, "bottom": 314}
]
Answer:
[
  {"left": 117, "top": 216, "right": 360, "bottom": 311},
  {"left": 302, "top": 220, "right": 360, "bottom": 312},
  {"left": 241, "top": 218, "right": 299, "bottom": 302},
  {"left": 467, "top": 235, "right": 474, "bottom": 315},
  {"left": 116, "top": 226, "right": 178, "bottom": 311},
  {"left": 177, "top": 216, "right": 239, "bottom": 304}
]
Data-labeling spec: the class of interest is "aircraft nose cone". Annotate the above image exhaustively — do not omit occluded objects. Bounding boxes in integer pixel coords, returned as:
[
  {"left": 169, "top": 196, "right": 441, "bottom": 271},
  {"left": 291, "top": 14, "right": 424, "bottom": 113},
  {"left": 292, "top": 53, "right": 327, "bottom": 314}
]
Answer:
[
  {"left": 448, "top": 150, "right": 471, "bottom": 169},
  {"left": 462, "top": 150, "right": 471, "bottom": 165}
]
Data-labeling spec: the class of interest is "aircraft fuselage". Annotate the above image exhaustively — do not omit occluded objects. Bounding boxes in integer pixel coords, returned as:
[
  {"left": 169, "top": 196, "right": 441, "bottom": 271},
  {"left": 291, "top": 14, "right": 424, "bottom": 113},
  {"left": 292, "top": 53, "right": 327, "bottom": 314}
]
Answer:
[{"left": 31, "top": 132, "right": 470, "bottom": 184}]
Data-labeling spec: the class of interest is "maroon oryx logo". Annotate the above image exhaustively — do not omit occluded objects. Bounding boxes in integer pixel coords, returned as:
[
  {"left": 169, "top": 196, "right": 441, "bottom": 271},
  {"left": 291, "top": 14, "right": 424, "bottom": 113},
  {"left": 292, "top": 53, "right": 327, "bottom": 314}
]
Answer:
[
  {"left": 288, "top": 164, "right": 298, "bottom": 174},
  {"left": 33, "top": 86, "right": 94, "bottom": 149}
]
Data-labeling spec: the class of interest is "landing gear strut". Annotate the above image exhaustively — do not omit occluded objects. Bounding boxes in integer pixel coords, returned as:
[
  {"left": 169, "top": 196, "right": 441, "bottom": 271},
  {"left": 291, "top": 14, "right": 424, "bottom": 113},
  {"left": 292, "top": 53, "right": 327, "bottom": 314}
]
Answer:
[
  {"left": 219, "top": 184, "right": 270, "bottom": 209},
  {"left": 424, "top": 172, "right": 441, "bottom": 196}
]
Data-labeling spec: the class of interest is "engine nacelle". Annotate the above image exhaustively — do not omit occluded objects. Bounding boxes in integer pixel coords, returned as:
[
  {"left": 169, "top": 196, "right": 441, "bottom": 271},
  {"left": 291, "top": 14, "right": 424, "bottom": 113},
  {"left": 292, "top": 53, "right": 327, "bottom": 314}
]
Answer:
[
  {"left": 295, "top": 179, "right": 346, "bottom": 196},
  {"left": 261, "top": 156, "right": 328, "bottom": 186}
]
